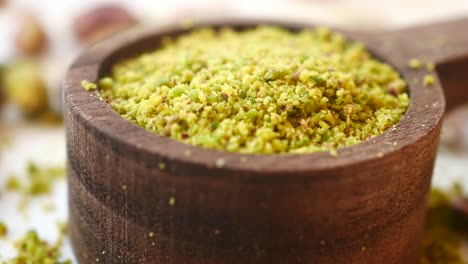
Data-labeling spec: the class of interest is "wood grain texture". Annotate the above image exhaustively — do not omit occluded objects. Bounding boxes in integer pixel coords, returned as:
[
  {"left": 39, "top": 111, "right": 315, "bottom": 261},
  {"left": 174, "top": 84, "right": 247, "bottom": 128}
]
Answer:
[{"left": 64, "top": 17, "right": 468, "bottom": 263}]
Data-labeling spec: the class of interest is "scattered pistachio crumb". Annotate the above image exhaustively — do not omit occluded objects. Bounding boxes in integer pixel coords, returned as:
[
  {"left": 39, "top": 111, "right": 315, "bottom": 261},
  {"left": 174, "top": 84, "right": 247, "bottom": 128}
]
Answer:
[
  {"left": 215, "top": 158, "right": 225, "bottom": 168},
  {"left": 0, "top": 222, "right": 7, "bottom": 238},
  {"left": 158, "top": 162, "right": 166, "bottom": 170},
  {"left": 122, "top": 185, "right": 127, "bottom": 190},
  {"left": 81, "top": 79, "right": 97, "bottom": 91},
  {"left": 6, "top": 230, "right": 71, "bottom": 264},
  {"left": 5, "top": 162, "right": 65, "bottom": 209},
  {"left": 409, "top": 58, "right": 422, "bottom": 69},
  {"left": 426, "top": 62, "right": 435, "bottom": 72},
  {"left": 148, "top": 231, "right": 155, "bottom": 238},
  {"left": 361, "top": 246, "right": 366, "bottom": 252},
  {"left": 424, "top": 75, "right": 435, "bottom": 86},
  {"left": 419, "top": 185, "right": 467, "bottom": 264},
  {"left": 18, "top": 198, "right": 29, "bottom": 213},
  {"left": 56, "top": 221, "right": 68, "bottom": 238},
  {"left": 169, "top": 197, "right": 176, "bottom": 206},
  {"left": 377, "top": 152, "right": 384, "bottom": 158},
  {"left": 6, "top": 176, "right": 21, "bottom": 191},
  {"left": 329, "top": 149, "right": 338, "bottom": 157},
  {"left": 98, "top": 26, "right": 409, "bottom": 154},
  {"left": 42, "top": 202, "right": 55, "bottom": 213}
]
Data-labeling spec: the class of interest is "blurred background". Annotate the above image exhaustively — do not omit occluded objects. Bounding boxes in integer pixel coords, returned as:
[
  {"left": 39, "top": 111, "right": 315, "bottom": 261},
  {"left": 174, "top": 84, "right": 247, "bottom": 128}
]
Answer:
[{"left": 0, "top": 0, "right": 467, "bottom": 263}]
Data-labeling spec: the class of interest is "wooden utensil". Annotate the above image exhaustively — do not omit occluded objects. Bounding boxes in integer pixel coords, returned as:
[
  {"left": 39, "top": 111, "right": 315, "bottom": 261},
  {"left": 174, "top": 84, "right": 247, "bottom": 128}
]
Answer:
[{"left": 64, "top": 17, "right": 468, "bottom": 264}]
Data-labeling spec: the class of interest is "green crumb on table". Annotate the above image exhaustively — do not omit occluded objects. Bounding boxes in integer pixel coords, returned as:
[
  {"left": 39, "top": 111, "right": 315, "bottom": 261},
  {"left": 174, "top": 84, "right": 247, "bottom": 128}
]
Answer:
[
  {"left": 42, "top": 202, "right": 56, "bottom": 213},
  {"left": 424, "top": 75, "right": 435, "bottom": 86},
  {"left": 148, "top": 232, "right": 155, "bottom": 238},
  {"left": 0, "top": 222, "right": 7, "bottom": 238},
  {"left": 98, "top": 26, "right": 410, "bottom": 154},
  {"left": 25, "top": 162, "right": 65, "bottom": 196},
  {"left": 6, "top": 230, "right": 71, "bottom": 264},
  {"left": 5, "top": 162, "right": 65, "bottom": 212},
  {"left": 6, "top": 175, "right": 21, "bottom": 191},
  {"left": 419, "top": 185, "right": 467, "bottom": 264},
  {"left": 158, "top": 162, "right": 166, "bottom": 170},
  {"left": 409, "top": 58, "right": 422, "bottom": 69},
  {"left": 81, "top": 79, "right": 97, "bottom": 91}
]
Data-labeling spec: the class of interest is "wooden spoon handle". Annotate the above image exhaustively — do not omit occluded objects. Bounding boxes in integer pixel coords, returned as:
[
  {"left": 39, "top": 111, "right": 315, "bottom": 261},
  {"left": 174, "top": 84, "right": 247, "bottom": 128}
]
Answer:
[
  {"left": 365, "top": 17, "right": 468, "bottom": 111},
  {"left": 392, "top": 18, "right": 468, "bottom": 111},
  {"left": 388, "top": 18, "right": 468, "bottom": 64}
]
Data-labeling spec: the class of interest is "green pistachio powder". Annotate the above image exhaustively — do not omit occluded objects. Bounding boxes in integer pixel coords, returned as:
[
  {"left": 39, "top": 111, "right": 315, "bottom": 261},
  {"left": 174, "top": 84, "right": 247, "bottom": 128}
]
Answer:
[{"left": 86, "top": 26, "right": 409, "bottom": 154}]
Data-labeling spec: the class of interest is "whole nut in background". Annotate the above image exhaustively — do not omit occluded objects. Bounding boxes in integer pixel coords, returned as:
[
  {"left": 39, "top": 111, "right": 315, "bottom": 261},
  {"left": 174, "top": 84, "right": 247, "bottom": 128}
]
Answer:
[
  {"left": 73, "top": 5, "right": 137, "bottom": 44},
  {"left": 441, "top": 105, "right": 468, "bottom": 152},
  {"left": 3, "top": 60, "right": 48, "bottom": 117},
  {"left": 452, "top": 197, "right": 468, "bottom": 219},
  {"left": 15, "top": 14, "right": 48, "bottom": 56}
]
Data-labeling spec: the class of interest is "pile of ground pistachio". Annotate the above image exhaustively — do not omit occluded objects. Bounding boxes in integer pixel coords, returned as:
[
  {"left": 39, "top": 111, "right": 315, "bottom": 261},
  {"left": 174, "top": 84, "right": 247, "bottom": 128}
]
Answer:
[
  {"left": 419, "top": 185, "right": 468, "bottom": 264},
  {"left": 89, "top": 26, "right": 409, "bottom": 154},
  {"left": 0, "top": 162, "right": 70, "bottom": 264}
]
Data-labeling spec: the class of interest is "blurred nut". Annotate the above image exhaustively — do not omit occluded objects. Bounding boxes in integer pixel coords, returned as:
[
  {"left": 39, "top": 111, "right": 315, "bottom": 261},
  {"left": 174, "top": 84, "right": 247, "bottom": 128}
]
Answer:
[
  {"left": 441, "top": 105, "right": 468, "bottom": 152},
  {"left": 452, "top": 197, "right": 468, "bottom": 219},
  {"left": 15, "top": 14, "right": 48, "bottom": 55},
  {"left": 73, "top": 5, "right": 137, "bottom": 44},
  {"left": 0, "top": 65, "right": 5, "bottom": 110},
  {"left": 3, "top": 60, "right": 48, "bottom": 117}
]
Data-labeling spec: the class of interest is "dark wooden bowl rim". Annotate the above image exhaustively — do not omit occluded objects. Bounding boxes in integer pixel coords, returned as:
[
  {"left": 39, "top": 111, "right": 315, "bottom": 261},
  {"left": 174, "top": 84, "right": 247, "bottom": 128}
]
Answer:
[{"left": 66, "top": 18, "right": 445, "bottom": 177}]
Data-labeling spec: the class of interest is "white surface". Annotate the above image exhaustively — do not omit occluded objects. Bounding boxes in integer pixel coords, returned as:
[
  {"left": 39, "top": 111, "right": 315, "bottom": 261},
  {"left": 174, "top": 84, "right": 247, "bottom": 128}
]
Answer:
[{"left": 0, "top": 127, "right": 75, "bottom": 262}]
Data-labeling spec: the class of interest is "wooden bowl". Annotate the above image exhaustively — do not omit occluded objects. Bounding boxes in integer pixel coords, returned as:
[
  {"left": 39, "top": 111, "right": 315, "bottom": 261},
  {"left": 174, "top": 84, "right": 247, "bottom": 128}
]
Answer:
[{"left": 64, "top": 17, "right": 468, "bottom": 263}]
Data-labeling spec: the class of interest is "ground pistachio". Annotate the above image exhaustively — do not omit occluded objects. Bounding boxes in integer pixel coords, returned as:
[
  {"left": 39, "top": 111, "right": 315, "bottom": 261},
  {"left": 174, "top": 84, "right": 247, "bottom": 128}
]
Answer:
[
  {"left": 6, "top": 230, "right": 71, "bottom": 264},
  {"left": 424, "top": 74, "right": 435, "bottom": 86},
  {"left": 0, "top": 222, "right": 7, "bottom": 238},
  {"left": 96, "top": 26, "right": 409, "bottom": 154},
  {"left": 419, "top": 185, "right": 467, "bottom": 264}
]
